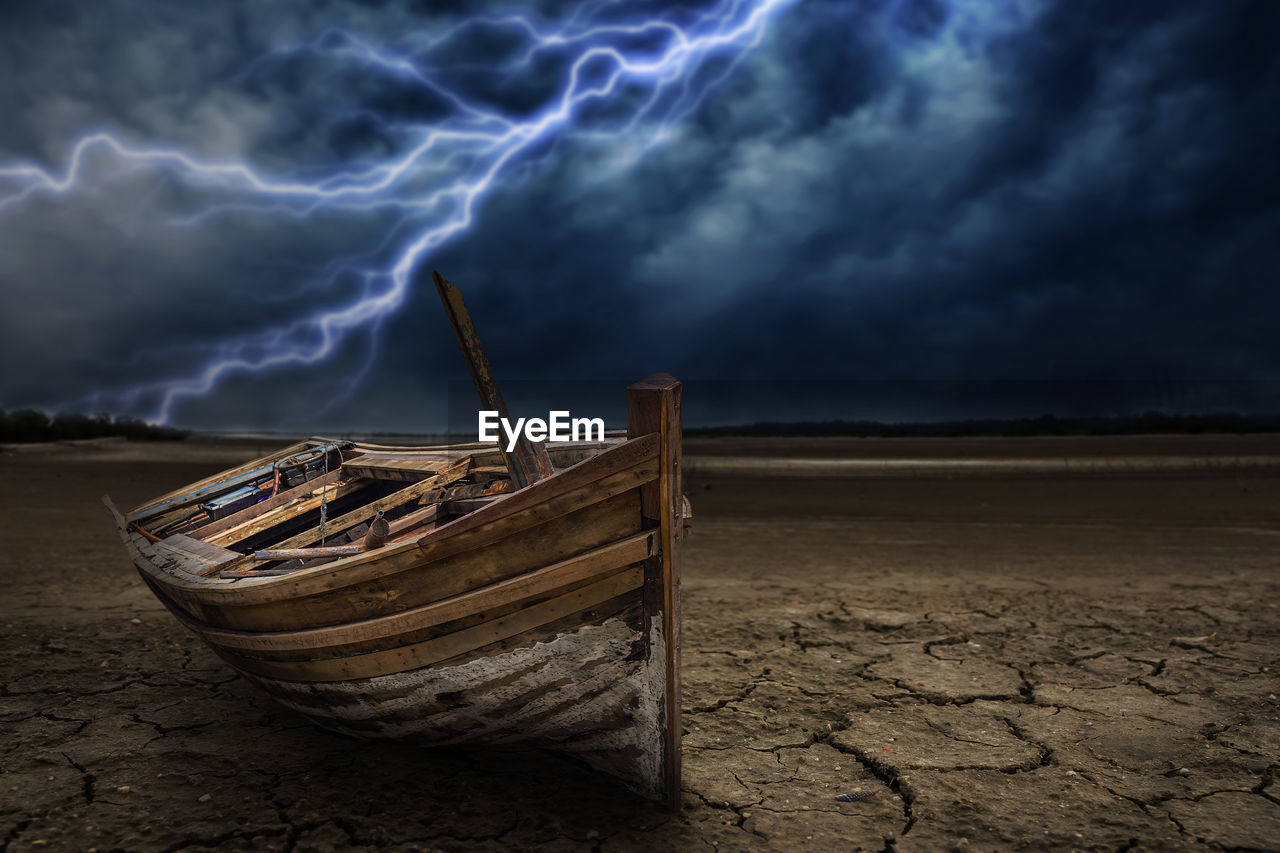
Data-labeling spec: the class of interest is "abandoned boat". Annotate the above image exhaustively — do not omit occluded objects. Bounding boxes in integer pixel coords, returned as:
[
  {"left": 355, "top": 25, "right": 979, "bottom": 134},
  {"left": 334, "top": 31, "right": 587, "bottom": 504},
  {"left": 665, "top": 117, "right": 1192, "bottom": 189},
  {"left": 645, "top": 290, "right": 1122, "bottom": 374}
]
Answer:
[{"left": 103, "top": 273, "right": 688, "bottom": 808}]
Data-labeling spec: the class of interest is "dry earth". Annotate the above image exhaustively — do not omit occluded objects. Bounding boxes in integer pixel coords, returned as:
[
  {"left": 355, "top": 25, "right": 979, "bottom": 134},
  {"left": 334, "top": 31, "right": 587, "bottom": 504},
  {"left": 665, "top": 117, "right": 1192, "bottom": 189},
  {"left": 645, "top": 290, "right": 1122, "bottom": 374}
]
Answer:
[{"left": 1, "top": 435, "right": 1278, "bottom": 852}]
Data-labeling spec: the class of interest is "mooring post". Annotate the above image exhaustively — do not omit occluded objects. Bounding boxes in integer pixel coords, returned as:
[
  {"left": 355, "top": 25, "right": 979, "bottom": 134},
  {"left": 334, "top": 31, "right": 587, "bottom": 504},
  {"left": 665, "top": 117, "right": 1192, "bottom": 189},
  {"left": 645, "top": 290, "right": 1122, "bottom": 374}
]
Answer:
[{"left": 627, "top": 373, "right": 684, "bottom": 811}]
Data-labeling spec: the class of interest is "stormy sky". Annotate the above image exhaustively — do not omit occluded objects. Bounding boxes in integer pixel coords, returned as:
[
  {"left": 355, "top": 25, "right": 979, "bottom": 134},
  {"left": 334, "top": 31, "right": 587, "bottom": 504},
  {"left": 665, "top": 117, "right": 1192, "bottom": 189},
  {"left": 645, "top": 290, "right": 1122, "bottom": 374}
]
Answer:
[{"left": 0, "top": 0, "right": 1277, "bottom": 432}]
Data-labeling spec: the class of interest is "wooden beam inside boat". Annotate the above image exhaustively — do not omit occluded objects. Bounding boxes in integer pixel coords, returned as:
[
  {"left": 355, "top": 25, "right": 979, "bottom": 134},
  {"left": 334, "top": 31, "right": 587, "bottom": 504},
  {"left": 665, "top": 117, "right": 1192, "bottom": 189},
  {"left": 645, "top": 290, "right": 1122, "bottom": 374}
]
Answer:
[
  {"left": 190, "top": 469, "right": 343, "bottom": 539},
  {"left": 257, "top": 456, "right": 473, "bottom": 553},
  {"left": 416, "top": 478, "right": 511, "bottom": 507},
  {"left": 204, "top": 476, "right": 372, "bottom": 548},
  {"left": 432, "top": 270, "right": 554, "bottom": 489},
  {"left": 342, "top": 453, "right": 457, "bottom": 482}
]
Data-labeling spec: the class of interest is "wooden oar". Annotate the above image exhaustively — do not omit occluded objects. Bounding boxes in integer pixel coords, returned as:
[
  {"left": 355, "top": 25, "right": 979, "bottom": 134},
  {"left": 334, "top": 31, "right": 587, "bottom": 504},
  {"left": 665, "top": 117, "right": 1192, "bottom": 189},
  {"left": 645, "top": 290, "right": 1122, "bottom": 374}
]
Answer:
[{"left": 433, "top": 271, "right": 554, "bottom": 489}]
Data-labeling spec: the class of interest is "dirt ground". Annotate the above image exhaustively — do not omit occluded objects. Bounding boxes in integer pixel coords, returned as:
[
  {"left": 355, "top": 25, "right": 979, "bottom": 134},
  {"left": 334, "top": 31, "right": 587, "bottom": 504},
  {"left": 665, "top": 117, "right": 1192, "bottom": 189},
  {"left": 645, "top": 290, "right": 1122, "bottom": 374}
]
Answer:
[{"left": 2, "top": 435, "right": 1278, "bottom": 852}]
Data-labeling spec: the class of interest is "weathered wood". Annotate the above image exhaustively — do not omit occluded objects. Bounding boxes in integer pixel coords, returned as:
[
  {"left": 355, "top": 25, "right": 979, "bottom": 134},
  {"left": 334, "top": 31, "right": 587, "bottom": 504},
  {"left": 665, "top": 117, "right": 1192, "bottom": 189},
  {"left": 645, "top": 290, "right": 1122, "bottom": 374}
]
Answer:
[
  {"left": 441, "top": 497, "right": 503, "bottom": 514},
  {"left": 386, "top": 504, "right": 442, "bottom": 538},
  {"left": 142, "top": 433, "right": 658, "bottom": 611},
  {"left": 341, "top": 440, "right": 621, "bottom": 472},
  {"left": 254, "top": 546, "right": 365, "bottom": 561},
  {"left": 205, "top": 476, "right": 372, "bottom": 548},
  {"left": 111, "top": 393, "right": 684, "bottom": 803},
  {"left": 627, "top": 373, "right": 684, "bottom": 812},
  {"left": 190, "top": 469, "right": 343, "bottom": 539},
  {"left": 212, "top": 565, "right": 645, "bottom": 681},
  {"left": 258, "top": 457, "right": 473, "bottom": 553},
  {"left": 200, "top": 485, "right": 642, "bottom": 632},
  {"left": 417, "top": 479, "right": 511, "bottom": 507},
  {"left": 129, "top": 465, "right": 274, "bottom": 524},
  {"left": 127, "top": 439, "right": 314, "bottom": 522},
  {"left": 432, "top": 271, "right": 554, "bottom": 488},
  {"left": 415, "top": 435, "right": 656, "bottom": 556},
  {"left": 155, "top": 534, "right": 242, "bottom": 569},
  {"left": 238, "top": 602, "right": 654, "bottom": 798},
  {"left": 186, "top": 530, "right": 655, "bottom": 653},
  {"left": 219, "top": 568, "right": 320, "bottom": 578},
  {"left": 342, "top": 453, "right": 455, "bottom": 482},
  {"left": 135, "top": 440, "right": 343, "bottom": 526}
]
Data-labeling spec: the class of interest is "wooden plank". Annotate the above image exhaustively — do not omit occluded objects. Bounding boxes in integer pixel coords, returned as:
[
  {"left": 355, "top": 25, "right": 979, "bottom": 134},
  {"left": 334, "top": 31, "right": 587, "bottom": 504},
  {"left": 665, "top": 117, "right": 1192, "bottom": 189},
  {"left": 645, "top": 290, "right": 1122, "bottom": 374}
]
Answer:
[
  {"left": 427, "top": 590, "right": 641, "bottom": 670},
  {"left": 432, "top": 271, "right": 554, "bottom": 488},
  {"left": 156, "top": 534, "right": 242, "bottom": 567},
  {"left": 415, "top": 434, "right": 656, "bottom": 557},
  {"left": 140, "top": 433, "right": 658, "bottom": 609},
  {"left": 417, "top": 479, "right": 511, "bottom": 507},
  {"left": 341, "top": 440, "right": 621, "bottom": 472},
  {"left": 218, "top": 568, "right": 310, "bottom": 578},
  {"left": 257, "top": 456, "right": 473, "bottom": 553},
  {"left": 127, "top": 439, "right": 312, "bottom": 521},
  {"left": 129, "top": 464, "right": 275, "bottom": 524},
  {"left": 342, "top": 453, "right": 455, "bottom": 482},
  {"left": 205, "top": 476, "right": 372, "bottom": 548},
  {"left": 186, "top": 530, "right": 655, "bottom": 653},
  {"left": 386, "top": 504, "right": 442, "bottom": 539},
  {"left": 442, "top": 497, "right": 504, "bottom": 514},
  {"left": 253, "top": 546, "right": 365, "bottom": 561},
  {"left": 190, "top": 469, "right": 343, "bottom": 539},
  {"left": 627, "top": 373, "right": 684, "bottom": 812},
  {"left": 203, "top": 486, "right": 642, "bottom": 632},
  {"left": 212, "top": 565, "right": 645, "bottom": 681}
]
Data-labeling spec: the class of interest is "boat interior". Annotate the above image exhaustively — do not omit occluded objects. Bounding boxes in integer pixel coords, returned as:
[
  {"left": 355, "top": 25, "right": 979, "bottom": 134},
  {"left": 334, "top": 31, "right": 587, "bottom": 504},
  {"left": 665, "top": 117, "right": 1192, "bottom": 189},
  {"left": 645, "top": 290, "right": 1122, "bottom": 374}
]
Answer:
[{"left": 121, "top": 435, "right": 628, "bottom": 581}]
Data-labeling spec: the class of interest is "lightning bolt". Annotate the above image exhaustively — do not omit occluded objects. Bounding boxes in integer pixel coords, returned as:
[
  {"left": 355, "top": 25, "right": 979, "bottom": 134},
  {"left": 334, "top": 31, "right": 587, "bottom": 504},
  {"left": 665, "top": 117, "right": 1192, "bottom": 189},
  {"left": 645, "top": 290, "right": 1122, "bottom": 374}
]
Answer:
[{"left": 0, "top": 0, "right": 791, "bottom": 426}]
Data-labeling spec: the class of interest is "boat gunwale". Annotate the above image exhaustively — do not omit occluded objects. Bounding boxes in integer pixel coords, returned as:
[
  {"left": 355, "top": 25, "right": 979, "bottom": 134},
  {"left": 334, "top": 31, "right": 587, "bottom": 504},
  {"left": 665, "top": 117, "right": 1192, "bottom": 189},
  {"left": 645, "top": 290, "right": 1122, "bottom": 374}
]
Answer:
[
  {"left": 124, "top": 434, "right": 629, "bottom": 520},
  {"left": 121, "top": 432, "right": 660, "bottom": 606},
  {"left": 165, "top": 529, "right": 657, "bottom": 652}
]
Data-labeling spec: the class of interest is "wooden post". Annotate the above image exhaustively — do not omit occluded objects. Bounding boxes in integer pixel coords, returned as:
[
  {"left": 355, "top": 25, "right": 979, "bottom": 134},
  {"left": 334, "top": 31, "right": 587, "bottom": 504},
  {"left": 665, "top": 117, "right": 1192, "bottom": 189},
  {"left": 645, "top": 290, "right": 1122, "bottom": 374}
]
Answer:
[
  {"left": 627, "top": 373, "right": 683, "bottom": 812},
  {"left": 433, "top": 271, "right": 554, "bottom": 489}
]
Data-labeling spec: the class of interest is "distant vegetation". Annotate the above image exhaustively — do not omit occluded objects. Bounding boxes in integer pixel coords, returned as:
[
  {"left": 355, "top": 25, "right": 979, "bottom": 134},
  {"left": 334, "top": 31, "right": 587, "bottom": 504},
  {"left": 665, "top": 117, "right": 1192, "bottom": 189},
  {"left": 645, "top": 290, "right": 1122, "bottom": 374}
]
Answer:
[
  {"left": 687, "top": 412, "right": 1280, "bottom": 438},
  {"left": 0, "top": 409, "right": 189, "bottom": 443}
]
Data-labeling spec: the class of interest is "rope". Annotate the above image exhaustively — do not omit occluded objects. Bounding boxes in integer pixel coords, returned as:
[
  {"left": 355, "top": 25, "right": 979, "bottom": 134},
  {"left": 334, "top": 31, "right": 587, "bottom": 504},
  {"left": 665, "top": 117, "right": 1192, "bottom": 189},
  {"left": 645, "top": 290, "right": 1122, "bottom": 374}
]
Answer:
[{"left": 319, "top": 449, "right": 330, "bottom": 546}]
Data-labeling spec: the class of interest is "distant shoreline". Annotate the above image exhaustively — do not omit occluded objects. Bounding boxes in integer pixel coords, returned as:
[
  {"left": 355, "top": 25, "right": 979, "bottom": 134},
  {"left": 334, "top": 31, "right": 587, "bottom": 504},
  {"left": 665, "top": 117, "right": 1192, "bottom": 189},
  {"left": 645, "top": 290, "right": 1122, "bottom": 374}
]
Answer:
[{"left": 685, "top": 412, "right": 1280, "bottom": 439}]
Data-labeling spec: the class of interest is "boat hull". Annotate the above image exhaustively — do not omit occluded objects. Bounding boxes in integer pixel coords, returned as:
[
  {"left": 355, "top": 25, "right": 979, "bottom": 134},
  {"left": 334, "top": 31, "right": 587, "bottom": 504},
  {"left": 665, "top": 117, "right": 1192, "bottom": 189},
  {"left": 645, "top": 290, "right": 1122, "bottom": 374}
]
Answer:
[{"left": 109, "top": 376, "right": 686, "bottom": 806}]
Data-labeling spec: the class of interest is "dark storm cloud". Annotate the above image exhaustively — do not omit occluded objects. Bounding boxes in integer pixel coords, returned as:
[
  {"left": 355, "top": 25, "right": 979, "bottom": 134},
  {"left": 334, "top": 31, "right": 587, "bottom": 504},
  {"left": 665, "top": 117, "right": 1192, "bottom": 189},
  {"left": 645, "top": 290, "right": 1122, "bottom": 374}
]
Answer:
[{"left": 0, "top": 0, "right": 1276, "bottom": 431}]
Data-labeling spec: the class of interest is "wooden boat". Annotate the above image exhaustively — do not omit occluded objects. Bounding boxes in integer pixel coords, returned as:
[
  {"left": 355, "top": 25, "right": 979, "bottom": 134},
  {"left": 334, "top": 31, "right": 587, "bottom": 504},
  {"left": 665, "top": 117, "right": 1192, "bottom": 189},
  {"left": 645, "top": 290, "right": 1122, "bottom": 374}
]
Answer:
[{"left": 103, "top": 274, "right": 688, "bottom": 808}]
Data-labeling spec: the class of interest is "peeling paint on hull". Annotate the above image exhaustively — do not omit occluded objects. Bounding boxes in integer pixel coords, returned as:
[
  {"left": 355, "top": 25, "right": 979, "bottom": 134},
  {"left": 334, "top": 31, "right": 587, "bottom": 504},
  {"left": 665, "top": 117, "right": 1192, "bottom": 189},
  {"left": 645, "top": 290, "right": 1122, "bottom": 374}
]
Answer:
[{"left": 242, "top": 619, "right": 666, "bottom": 797}]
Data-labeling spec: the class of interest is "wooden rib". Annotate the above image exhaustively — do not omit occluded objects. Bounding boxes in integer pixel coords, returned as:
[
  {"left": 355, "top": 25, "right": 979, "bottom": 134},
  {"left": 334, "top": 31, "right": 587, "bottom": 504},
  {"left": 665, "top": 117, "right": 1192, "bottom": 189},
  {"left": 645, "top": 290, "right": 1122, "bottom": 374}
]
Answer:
[
  {"left": 183, "top": 530, "right": 655, "bottom": 653},
  {"left": 137, "top": 433, "right": 658, "bottom": 607},
  {"left": 257, "top": 457, "right": 473, "bottom": 552},
  {"left": 213, "top": 565, "right": 644, "bottom": 681},
  {"left": 189, "top": 469, "right": 343, "bottom": 539},
  {"left": 205, "top": 476, "right": 373, "bottom": 547}
]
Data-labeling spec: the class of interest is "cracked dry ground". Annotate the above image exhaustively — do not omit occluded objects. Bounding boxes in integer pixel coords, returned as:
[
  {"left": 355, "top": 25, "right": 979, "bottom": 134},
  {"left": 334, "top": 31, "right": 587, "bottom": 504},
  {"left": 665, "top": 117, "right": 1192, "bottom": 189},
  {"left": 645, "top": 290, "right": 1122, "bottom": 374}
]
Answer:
[{"left": 3, "top": 442, "right": 1280, "bottom": 852}]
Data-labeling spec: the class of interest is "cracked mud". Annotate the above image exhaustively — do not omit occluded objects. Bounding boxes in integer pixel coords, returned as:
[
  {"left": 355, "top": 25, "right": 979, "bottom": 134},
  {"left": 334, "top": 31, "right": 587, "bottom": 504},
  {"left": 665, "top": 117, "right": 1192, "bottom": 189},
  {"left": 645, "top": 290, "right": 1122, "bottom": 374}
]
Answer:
[{"left": 2, "top": 435, "right": 1279, "bottom": 851}]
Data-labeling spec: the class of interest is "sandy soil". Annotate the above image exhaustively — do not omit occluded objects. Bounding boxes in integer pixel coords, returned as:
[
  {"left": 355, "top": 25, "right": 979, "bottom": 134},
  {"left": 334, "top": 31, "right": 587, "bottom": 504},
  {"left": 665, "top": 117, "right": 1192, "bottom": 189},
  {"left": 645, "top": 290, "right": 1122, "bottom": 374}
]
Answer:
[{"left": 1, "top": 436, "right": 1278, "bottom": 851}]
